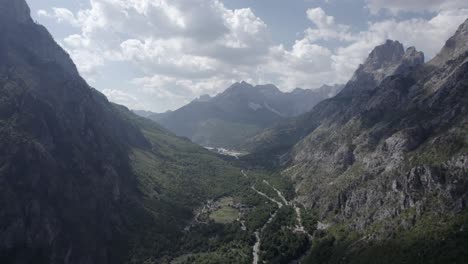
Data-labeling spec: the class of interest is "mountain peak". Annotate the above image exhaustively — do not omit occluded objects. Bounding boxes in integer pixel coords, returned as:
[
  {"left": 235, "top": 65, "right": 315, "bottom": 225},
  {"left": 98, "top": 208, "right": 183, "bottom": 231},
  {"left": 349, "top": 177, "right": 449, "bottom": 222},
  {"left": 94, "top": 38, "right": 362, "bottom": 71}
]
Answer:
[
  {"left": 393, "top": 46, "right": 425, "bottom": 75},
  {"left": 222, "top": 82, "right": 289, "bottom": 97},
  {"left": 255, "top": 84, "right": 282, "bottom": 95},
  {"left": 429, "top": 18, "right": 468, "bottom": 67},
  {"left": 341, "top": 40, "right": 423, "bottom": 95},
  {"left": 218, "top": 81, "right": 253, "bottom": 97},
  {"left": 0, "top": 0, "right": 31, "bottom": 24},
  {"left": 192, "top": 94, "right": 212, "bottom": 103},
  {"left": 0, "top": 0, "right": 78, "bottom": 76},
  {"left": 402, "top": 46, "right": 424, "bottom": 64},
  {"left": 362, "top": 40, "right": 405, "bottom": 72},
  {"left": 233, "top": 81, "right": 253, "bottom": 88}
]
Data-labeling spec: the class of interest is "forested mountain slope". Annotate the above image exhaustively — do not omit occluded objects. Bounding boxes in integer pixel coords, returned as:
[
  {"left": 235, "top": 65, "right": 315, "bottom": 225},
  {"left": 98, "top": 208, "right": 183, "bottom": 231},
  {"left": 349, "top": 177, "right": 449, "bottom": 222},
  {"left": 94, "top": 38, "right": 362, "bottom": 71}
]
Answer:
[{"left": 0, "top": 1, "right": 249, "bottom": 263}]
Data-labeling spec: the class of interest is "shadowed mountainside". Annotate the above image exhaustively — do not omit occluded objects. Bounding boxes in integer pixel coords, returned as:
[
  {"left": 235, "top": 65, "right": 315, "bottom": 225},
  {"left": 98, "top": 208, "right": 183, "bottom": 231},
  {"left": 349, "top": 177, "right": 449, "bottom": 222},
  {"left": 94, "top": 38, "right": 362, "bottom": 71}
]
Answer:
[{"left": 0, "top": 1, "right": 249, "bottom": 263}]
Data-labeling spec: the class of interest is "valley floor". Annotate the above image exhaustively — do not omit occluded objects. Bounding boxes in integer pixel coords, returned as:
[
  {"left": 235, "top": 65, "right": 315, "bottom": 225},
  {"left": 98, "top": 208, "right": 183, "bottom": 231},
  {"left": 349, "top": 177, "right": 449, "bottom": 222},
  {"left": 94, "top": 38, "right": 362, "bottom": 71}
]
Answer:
[
  {"left": 247, "top": 172, "right": 312, "bottom": 264},
  {"left": 168, "top": 169, "right": 313, "bottom": 264}
]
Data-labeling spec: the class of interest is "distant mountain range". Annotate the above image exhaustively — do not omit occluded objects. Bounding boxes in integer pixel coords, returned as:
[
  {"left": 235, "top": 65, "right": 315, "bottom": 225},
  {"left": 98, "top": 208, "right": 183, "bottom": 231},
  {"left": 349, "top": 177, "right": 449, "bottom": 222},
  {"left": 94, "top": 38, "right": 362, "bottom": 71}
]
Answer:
[{"left": 136, "top": 82, "right": 343, "bottom": 148}]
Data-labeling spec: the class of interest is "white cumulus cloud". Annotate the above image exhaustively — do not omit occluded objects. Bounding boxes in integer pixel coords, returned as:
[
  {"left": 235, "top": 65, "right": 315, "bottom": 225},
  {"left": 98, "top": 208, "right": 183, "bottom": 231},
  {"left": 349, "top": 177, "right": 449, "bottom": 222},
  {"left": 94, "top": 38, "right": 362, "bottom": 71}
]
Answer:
[
  {"left": 365, "top": 0, "right": 468, "bottom": 14},
  {"left": 36, "top": 0, "right": 468, "bottom": 112}
]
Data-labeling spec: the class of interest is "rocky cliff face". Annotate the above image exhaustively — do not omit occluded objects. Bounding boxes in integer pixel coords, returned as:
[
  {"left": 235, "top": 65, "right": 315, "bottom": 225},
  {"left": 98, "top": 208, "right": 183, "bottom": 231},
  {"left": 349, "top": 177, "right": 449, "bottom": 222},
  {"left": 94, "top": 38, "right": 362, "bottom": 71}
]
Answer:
[
  {"left": 246, "top": 40, "right": 423, "bottom": 158},
  {"left": 0, "top": 0, "right": 152, "bottom": 263},
  {"left": 0, "top": 0, "right": 78, "bottom": 76},
  {"left": 0, "top": 0, "right": 30, "bottom": 24},
  {"left": 429, "top": 18, "right": 468, "bottom": 67},
  {"left": 249, "top": 19, "right": 468, "bottom": 262},
  {"left": 289, "top": 21, "right": 468, "bottom": 216},
  {"left": 0, "top": 1, "right": 255, "bottom": 263},
  {"left": 340, "top": 40, "right": 424, "bottom": 96}
]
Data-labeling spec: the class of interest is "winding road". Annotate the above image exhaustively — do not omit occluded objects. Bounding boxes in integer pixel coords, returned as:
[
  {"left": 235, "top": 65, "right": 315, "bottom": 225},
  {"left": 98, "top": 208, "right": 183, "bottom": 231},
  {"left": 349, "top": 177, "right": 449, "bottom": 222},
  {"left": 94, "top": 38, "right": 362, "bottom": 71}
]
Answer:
[
  {"left": 251, "top": 207, "right": 280, "bottom": 264},
  {"left": 243, "top": 170, "right": 311, "bottom": 264},
  {"left": 251, "top": 186, "right": 283, "bottom": 208}
]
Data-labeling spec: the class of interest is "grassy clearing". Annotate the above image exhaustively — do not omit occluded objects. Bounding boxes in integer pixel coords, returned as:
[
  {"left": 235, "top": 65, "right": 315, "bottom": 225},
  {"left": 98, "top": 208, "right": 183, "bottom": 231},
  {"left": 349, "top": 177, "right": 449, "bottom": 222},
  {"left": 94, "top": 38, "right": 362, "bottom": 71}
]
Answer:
[{"left": 209, "top": 197, "right": 239, "bottom": 224}]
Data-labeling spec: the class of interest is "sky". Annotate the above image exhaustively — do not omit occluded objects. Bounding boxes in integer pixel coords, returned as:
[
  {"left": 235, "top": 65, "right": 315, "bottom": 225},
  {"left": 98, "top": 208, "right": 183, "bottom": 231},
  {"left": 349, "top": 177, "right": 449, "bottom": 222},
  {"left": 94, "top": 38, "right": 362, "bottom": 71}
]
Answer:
[{"left": 27, "top": 0, "right": 468, "bottom": 112}]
